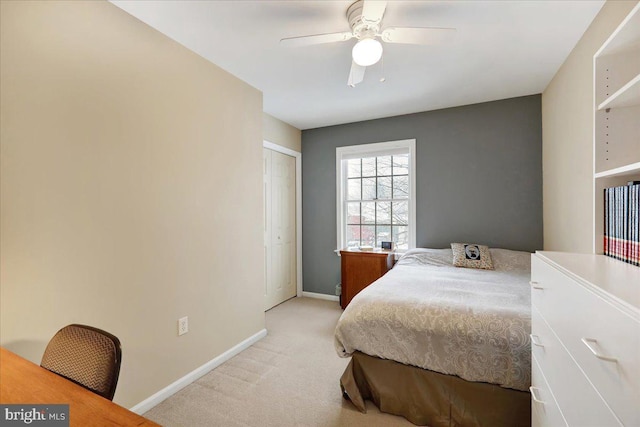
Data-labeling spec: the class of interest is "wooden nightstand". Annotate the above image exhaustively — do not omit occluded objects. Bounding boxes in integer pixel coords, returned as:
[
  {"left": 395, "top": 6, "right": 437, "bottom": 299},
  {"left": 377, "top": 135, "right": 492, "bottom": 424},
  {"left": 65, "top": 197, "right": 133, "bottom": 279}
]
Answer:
[{"left": 339, "top": 249, "right": 394, "bottom": 309}]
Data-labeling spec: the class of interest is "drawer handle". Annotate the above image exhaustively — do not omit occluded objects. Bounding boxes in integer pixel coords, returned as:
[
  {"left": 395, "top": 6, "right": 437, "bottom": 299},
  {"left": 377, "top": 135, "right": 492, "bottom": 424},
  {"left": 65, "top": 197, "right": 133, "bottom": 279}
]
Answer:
[
  {"left": 529, "top": 281, "right": 544, "bottom": 290},
  {"left": 581, "top": 338, "right": 618, "bottom": 363},
  {"left": 529, "top": 386, "right": 545, "bottom": 404},
  {"left": 530, "top": 334, "right": 544, "bottom": 347}
]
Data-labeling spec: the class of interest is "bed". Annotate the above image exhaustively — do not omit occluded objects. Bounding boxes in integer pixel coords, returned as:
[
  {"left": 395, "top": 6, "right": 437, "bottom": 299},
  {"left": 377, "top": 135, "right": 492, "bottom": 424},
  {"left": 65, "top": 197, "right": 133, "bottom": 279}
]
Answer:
[{"left": 334, "top": 247, "right": 532, "bottom": 426}]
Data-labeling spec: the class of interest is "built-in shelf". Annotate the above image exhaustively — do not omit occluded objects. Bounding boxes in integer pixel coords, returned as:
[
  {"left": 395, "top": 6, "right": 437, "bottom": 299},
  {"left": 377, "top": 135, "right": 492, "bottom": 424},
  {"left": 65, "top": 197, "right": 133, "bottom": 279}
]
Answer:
[
  {"left": 598, "top": 73, "right": 640, "bottom": 110},
  {"left": 596, "top": 2, "right": 640, "bottom": 57},
  {"left": 592, "top": 3, "right": 640, "bottom": 255},
  {"left": 595, "top": 161, "right": 640, "bottom": 179}
]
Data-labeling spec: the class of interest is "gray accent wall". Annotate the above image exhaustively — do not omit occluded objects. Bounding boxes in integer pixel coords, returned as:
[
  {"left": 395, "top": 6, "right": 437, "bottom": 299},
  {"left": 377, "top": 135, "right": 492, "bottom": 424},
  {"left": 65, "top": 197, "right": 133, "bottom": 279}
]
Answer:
[{"left": 302, "top": 95, "right": 542, "bottom": 296}]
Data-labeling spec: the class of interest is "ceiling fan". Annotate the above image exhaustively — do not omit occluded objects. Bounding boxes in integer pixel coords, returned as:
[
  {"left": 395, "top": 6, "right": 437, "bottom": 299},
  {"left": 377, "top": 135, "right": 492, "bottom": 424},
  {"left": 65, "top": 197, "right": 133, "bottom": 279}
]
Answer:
[{"left": 280, "top": 0, "right": 456, "bottom": 87}]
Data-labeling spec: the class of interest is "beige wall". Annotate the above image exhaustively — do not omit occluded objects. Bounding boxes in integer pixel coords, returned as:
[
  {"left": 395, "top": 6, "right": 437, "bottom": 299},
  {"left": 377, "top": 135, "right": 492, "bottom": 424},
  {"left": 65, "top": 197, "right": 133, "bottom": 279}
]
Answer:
[
  {"left": 263, "top": 113, "right": 301, "bottom": 152},
  {"left": 541, "top": 0, "right": 637, "bottom": 252},
  {"left": 0, "top": 0, "right": 265, "bottom": 408}
]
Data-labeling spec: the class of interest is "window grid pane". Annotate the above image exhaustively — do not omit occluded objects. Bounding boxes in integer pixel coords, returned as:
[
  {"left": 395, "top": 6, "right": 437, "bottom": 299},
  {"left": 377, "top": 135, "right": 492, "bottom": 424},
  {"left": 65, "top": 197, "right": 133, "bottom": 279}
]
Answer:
[
  {"left": 392, "top": 201, "right": 409, "bottom": 225},
  {"left": 392, "top": 175, "right": 409, "bottom": 199},
  {"left": 347, "top": 202, "right": 361, "bottom": 225},
  {"left": 392, "top": 225, "right": 408, "bottom": 249},
  {"left": 392, "top": 154, "right": 409, "bottom": 175},
  {"left": 376, "top": 201, "right": 391, "bottom": 225},
  {"left": 362, "top": 157, "right": 376, "bottom": 177},
  {"left": 376, "top": 225, "right": 391, "bottom": 247},
  {"left": 347, "top": 178, "right": 362, "bottom": 200},
  {"left": 361, "top": 225, "right": 375, "bottom": 247},
  {"left": 362, "top": 178, "right": 376, "bottom": 200},
  {"left": 347, "top": 225, "right": 361, "bottom": 247},
  {"left": 343, "top": 151, "right": 411, "bottom": 248},
  {"left": 361, "top": 202, "right": 376, "bottom": 224},
  {"left": 377, "top": 156, "right": 392, "bottom": 176},
  {"left": 377, "top": 176, "right": 392, "bottom": 200},
  {"left": 347, "top": 159, "right": 361, "bottom": 178}
]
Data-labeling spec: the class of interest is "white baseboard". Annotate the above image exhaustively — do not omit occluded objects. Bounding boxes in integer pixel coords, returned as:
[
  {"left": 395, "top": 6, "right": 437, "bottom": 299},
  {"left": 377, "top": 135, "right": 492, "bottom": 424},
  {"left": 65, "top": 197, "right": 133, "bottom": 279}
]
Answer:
[
  {"left": 130, "top": 328, "right": 267, "bottom": 414},
  {"left": 302, "top": 291, "right": 339, "bottom": 302}
]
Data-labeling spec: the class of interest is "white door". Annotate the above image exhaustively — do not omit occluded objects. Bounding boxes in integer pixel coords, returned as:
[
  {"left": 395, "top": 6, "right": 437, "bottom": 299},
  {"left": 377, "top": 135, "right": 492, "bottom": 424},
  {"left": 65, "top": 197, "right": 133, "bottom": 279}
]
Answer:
[{"left": 264, "top": 148, "right": 296, "bottom": 310}]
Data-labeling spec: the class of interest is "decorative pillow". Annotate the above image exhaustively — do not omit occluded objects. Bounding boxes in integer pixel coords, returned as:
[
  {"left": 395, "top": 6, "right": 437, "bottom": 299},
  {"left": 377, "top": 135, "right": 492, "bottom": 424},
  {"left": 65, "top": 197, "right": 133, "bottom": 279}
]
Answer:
[{"left": 451, "top": 243, "right": 494, "bottom": 270}]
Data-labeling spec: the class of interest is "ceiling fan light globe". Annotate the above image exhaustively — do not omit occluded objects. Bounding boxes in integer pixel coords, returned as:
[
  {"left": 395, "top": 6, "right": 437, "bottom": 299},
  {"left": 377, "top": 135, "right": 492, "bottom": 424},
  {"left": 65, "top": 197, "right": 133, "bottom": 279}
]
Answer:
[{"left": 352, "top": 38, "right": 383, "bottom": 67}]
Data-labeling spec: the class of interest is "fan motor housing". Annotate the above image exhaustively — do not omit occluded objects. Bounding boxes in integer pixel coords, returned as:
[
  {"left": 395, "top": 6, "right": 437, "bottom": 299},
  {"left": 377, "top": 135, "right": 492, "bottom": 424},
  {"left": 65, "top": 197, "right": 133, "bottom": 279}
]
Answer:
[{"left": 347, "top": 0, "right": 381, "bottom": 40}]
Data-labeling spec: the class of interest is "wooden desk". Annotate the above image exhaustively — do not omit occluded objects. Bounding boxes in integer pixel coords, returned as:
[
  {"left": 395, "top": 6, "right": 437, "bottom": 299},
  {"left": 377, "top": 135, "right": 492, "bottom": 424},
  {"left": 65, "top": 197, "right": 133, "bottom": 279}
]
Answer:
[{"left": 0, "top": 347, "right": 159, "bottom": 426}]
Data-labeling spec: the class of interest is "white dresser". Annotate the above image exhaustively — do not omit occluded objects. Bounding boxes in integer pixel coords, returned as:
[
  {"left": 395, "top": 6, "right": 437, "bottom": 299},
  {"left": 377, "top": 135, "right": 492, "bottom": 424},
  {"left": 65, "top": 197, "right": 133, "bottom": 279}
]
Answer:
[{"left": 530, "top": 252, "right": 640, "bottom": 427}]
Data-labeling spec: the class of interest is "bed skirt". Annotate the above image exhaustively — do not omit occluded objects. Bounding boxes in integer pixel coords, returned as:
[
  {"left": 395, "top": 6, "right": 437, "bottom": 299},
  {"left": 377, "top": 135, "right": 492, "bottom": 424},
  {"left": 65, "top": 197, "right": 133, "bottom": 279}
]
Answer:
[{"left": 340, "top": 352, "right": 531, "bottom": 427}]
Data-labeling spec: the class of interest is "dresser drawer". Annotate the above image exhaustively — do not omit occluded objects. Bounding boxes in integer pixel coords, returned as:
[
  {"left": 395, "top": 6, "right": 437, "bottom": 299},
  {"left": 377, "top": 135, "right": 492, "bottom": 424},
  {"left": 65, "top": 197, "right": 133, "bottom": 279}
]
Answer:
[
  {"left": 532, "top": 256, "right": 640, "bottom": 426},
  {"left": 531, "top": 306, "right": 621, "bottom": 427},
  {"left": 340, "top": 250, "right": 392, "bottom": 309},
  {"left": 531, "top": 355, "right": 566, "bottom": 427}
]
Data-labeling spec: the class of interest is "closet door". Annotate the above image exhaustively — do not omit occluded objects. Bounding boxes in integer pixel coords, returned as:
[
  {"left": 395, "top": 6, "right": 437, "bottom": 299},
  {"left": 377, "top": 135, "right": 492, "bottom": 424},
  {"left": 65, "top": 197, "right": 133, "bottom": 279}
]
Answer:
[{"left": 264, "top": 148, "right": 296, "bottom": 310}]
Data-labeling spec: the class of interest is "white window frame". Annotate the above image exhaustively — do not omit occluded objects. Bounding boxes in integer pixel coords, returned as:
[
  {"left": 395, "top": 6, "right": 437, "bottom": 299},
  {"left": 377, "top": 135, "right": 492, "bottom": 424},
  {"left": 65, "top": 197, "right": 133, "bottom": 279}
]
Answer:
[{"left": 336, "top": 139, "right": 416, "bottom": 253}]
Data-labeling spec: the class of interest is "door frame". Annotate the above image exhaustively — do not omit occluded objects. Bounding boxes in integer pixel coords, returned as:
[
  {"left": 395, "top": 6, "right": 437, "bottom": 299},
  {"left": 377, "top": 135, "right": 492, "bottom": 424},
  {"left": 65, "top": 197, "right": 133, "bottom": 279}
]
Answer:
[{"left": 263, "top": 140, "right": 302, "bottom": 298}]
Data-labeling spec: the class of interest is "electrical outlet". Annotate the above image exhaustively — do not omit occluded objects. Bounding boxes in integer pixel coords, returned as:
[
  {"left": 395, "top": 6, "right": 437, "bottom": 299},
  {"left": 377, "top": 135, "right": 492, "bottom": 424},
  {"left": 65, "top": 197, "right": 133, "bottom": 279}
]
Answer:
[{"left": 178, "top": 316, "right": 188, "bottom": 336}]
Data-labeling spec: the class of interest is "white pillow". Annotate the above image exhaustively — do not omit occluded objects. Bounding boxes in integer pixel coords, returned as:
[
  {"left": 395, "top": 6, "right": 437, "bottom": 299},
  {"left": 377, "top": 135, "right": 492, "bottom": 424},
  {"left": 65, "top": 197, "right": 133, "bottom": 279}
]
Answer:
[
  {"left": 489, "top": 248, "right": 531, "bottom": 272},
  {"left": 397, "top": 248, "right": 453, "bottom": 267}
]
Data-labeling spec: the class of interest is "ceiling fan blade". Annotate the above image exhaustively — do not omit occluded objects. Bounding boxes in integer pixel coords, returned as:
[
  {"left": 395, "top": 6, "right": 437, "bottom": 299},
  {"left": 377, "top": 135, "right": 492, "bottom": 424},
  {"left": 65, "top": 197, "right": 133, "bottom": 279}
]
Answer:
[
  {"left": 348, "top": 61, "right": 366, "bottom": 87},
  {"left": 280, "top": 31, "right": 353, "bottom": 47},
  {"left": 362, "top": 0, "right": 387, "bottom": 23},
  {"left": 380, "top": 27, "right": 456, "bottom": 45}
]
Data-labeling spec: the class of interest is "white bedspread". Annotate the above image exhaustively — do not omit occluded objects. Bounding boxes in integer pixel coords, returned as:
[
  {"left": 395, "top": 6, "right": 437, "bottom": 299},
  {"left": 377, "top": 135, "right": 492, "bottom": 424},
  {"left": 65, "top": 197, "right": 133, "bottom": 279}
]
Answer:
[{"left": 334, "top": 248, "right": 531, "bottom": 391}]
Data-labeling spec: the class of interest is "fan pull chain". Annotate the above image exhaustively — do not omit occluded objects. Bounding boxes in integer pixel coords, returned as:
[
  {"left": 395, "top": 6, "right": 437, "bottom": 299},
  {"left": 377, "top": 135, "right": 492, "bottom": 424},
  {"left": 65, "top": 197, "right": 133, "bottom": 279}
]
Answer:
[{"left": 380, "top": 55, "right": 386, "bottom": 82}]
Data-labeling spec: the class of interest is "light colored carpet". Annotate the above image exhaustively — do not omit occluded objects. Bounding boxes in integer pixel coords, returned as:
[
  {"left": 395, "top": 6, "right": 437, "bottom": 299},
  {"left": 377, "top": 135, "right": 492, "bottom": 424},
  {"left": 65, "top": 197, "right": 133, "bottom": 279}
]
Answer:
[{"left": 144, "top": 297, "right": 413, "bottom": 426}]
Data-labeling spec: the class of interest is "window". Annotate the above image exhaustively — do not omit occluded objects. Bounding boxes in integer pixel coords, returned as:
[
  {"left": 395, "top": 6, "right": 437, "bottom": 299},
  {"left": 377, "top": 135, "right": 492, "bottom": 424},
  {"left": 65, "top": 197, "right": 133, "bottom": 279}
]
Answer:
[{"left": 336, "top": 139, "right": 416, "bottom": 251}]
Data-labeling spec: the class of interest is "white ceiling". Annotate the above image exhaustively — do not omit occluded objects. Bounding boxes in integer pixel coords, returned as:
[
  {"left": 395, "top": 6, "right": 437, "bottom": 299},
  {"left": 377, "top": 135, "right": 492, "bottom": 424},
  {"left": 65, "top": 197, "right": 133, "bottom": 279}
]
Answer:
[{"left": 110, "top": 0, "right": 604, "bottom": 130}]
